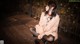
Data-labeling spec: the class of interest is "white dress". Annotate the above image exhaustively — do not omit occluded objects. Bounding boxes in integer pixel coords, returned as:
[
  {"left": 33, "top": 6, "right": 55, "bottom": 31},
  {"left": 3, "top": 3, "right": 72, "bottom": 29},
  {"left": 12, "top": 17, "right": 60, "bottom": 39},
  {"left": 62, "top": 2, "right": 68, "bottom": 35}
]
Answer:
[{"left": 35, "top": 12, "right": 60, "bottom": 41}]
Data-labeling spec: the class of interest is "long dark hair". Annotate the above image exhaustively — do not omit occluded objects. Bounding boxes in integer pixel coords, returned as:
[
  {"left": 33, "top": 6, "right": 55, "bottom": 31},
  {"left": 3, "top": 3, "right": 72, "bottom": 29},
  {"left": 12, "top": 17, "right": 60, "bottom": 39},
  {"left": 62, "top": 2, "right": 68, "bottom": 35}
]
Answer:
[
  {"left": 44, "top": 0, "right": 57, "bottom": 17},
  {"left": 48, "top": 0, "right": 57, "bottom": 10}
]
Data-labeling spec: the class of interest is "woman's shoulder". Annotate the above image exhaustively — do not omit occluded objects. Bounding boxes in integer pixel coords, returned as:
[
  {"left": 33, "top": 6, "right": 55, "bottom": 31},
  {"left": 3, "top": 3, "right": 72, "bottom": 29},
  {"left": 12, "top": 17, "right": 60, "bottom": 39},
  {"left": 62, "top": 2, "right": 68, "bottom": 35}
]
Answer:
[
  {"left": 42, "top": 11, "right": 45, "bottom": 14},
  {"left": 56, "top": 13, "right": 60, "bottom": 20},
  {"left": 56, "top": 13, "right": 59, "bottom": 17}
]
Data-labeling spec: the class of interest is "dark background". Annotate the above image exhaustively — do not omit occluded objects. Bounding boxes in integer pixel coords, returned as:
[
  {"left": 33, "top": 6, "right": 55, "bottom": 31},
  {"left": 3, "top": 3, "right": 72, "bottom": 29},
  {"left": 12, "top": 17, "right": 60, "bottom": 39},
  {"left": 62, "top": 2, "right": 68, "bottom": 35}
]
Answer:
[{"left": 0, "top": 0, "right": 80, "bottom": 44}]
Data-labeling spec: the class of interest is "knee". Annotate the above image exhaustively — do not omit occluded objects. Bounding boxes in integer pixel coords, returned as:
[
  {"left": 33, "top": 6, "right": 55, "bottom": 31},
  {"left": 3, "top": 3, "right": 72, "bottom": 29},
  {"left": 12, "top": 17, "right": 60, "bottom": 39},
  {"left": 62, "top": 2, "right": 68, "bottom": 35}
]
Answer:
[
  {"left": 47, "top": 35, "right": 55, "bottom": 42},
  {"left": 43, "top": 35, "right": 55, "bottom": 42},
  {"left": 47, "top": 37, "right": 54, "bottom": 41}
]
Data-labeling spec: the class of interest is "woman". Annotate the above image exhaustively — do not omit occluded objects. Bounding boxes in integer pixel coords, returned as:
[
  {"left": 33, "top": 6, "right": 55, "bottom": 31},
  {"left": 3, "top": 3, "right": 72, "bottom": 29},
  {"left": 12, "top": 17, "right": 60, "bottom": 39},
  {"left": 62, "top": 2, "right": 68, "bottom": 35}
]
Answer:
[{"left": 30, "top": 1, "right": 60, "bottom": 44}]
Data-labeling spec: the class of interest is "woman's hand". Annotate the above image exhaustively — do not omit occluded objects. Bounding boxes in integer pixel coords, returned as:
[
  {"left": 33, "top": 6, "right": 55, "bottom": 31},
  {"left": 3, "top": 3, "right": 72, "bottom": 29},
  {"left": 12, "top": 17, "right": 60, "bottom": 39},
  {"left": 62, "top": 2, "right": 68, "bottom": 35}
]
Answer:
[
  {"left": 38, "top": 32, "right": 44, "bottom": 39},
  {"left": 38, "top": 35, "right": 42, "bottom": 39}
]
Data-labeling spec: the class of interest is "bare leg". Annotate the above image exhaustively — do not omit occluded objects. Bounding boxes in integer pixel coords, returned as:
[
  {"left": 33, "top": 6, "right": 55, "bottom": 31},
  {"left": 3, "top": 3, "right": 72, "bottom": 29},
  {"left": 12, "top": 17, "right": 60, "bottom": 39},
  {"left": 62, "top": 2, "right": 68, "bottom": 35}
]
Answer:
[{"left": 42, "top": 35, "right": 54, "bottom": 44}]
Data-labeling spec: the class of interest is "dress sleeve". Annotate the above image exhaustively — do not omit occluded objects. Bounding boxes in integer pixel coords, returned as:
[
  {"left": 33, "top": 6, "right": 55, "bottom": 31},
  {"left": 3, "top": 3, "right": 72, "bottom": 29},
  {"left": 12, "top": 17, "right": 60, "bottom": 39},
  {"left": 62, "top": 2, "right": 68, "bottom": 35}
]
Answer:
[
  {"left": 39, "top": 12, "right": 45, "bottom": 25},
  {"left": 35, "top": 12, "right": 45, "bottom": 35}
]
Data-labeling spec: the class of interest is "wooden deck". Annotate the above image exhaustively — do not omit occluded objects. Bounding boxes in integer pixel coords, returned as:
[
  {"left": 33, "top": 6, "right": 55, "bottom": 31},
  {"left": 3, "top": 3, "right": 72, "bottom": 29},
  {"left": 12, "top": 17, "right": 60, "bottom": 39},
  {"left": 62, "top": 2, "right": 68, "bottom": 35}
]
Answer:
[
  {"left": 0, "top": 14, "right": 80, "bottom": 44},
  {"left": 0, "top": 14, "right": 38, "bottom": 44}
]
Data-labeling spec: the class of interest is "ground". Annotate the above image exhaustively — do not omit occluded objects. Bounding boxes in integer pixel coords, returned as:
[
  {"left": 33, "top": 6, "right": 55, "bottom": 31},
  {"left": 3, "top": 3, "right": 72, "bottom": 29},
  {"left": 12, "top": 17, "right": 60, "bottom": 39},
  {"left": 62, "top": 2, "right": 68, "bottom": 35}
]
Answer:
[{"left": 0, "top": 13, "right": 80, "bottom": 44}]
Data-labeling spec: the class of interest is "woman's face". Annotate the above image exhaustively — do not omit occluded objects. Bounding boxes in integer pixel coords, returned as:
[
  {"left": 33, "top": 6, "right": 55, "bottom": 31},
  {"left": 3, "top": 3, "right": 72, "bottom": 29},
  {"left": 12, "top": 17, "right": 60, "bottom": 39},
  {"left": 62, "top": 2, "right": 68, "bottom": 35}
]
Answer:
[{"left": 48, "top": 7, "right": 54, "bottom": 16}]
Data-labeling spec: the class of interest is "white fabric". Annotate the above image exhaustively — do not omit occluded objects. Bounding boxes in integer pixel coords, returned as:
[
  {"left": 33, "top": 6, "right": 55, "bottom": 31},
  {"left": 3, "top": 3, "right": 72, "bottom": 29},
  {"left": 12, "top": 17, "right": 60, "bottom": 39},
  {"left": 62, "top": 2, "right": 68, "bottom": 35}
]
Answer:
[{"left": 35, "top": 12, "right": 60, "bottom": 41}]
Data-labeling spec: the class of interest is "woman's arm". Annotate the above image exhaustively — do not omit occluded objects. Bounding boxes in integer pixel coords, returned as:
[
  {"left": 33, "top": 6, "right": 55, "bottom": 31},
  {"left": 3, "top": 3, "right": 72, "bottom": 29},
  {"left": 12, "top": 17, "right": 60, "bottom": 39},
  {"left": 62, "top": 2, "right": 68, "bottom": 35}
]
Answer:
[
  {"left": 39, "top": 12, "right": 45, "bottom": 25},
  {"left": 35, "top": 12, "right": 46, "bottom": 39}
]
